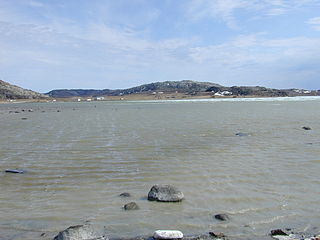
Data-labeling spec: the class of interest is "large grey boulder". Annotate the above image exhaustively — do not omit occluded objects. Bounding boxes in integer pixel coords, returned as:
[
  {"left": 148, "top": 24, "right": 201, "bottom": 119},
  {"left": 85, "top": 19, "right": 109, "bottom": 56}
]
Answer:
[
  {"left": 53, "top": 224, "right": 107, "bottom": 240},
  {"left": 147, "top": 185, "right": 184, "bottom": 202}
]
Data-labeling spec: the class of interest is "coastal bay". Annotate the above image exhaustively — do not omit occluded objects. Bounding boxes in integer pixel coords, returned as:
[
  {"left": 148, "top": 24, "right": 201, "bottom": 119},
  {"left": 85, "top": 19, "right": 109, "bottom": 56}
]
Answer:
[{"left": 0, "top": 98, "right": 319, "bottom": 240}]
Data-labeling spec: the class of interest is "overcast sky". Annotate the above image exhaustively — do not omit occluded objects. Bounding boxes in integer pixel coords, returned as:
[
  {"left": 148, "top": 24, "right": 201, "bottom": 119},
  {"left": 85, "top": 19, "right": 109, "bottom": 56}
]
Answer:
[{"left": 1, "top": 0, "right": 320, "bottom": 92}]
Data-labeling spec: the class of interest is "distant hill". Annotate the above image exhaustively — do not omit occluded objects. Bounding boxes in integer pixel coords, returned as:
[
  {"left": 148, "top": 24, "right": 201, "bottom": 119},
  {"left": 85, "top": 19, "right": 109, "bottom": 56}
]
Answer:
[
  {"left": 0, "top": 80, "right": 48, "bottom": 100},
  {"left": 47, "top": 80, "right": 223, "bottom": 97},
  {"left": 47, "top": 80, "right": 294, "bottom": 98}
]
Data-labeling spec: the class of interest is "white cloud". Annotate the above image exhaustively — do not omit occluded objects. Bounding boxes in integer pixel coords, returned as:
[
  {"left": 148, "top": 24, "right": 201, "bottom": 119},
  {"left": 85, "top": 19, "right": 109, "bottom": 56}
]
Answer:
[
  {"left": 188, "top": 34, "right": 320, "bottom": 71},
  {"left": 187, "top": 0, "right": 252, "bottom": 29},
  {"left": 187, "top": 0, "right": 319, "bottom": 28},
  {"left": 0, "top": 0, "right": 319, "bottom": 90},
  {"left": 307, "top": 17, "right": 320, "bottom": 31}
]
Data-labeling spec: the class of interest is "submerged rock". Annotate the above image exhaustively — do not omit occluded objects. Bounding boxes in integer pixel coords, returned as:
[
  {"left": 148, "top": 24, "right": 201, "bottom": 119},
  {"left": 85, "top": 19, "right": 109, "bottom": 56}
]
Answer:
[
  {"left": 119, "top": 192, "right": 131, "bottom": 197},
  {"left": 53, "top": 224, "right": 106, "bottom": 240},
  {"left": 209, "top": 232, "right": 227, "bottom": 239},
  {"left": 124, "top": 202, "right": 139, "bottom": 210},
  {"left": 153, "top": 230, "right": 183, "bottom": 239},
  {"left": 5, "top": 169, "right": 24, "bottom": 174},
  {"left": 235, "top": 132, "right": 249, "bottom": 137},
  {"left": 148, "top": 185, "right": 184, "bottom": 202},
  {"left": 271, "top": 229, "right": 288, "bottom": 236},
  {"left": 214, "top": 214, "right": 229, "bottom": 221}
]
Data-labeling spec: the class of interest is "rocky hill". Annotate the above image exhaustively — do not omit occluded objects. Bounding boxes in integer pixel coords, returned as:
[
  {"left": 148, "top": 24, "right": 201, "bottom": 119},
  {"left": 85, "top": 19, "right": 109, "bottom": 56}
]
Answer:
[
  {"left": 47, "top": 80, "right": 223, "bottom": 97},
  {"left": 47, "top": 80, "right": 295, "bottom": 98},
  {"left": 0, "top": 80, "right": 48, "bottom": 99}
]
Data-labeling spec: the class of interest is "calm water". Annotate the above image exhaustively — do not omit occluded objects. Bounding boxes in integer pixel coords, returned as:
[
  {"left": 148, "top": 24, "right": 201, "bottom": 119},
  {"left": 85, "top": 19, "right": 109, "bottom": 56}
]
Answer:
[{"left": 0, "top": 98, "right": 320, "bottom": 240}]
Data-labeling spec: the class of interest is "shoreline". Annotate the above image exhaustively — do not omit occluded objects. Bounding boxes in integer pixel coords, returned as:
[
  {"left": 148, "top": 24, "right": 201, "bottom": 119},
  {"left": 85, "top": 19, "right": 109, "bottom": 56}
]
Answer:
[{"left": 1, "top": 94, "right": 320, "bottom": 104}]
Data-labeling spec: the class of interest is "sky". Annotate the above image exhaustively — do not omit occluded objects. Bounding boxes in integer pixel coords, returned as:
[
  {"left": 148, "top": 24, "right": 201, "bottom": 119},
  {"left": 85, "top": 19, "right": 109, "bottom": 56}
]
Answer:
[{"left": 0, "top": 0, "right": 320, "bottom": 92}]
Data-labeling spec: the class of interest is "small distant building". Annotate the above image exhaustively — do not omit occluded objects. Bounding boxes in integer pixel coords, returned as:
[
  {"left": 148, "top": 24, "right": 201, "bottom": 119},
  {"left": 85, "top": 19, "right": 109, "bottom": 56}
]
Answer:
[
  {"left": 96, "top": 96, "right": 105, "bottom": 101},
  {"left": 86, "top": 98, "right": 92, "bottom": 102},
  {"left": 221, "top": 91, "right": 232, "bottom": 96},
  {"left": 77, "top": 98, "right": 81, "bottom": 102}
]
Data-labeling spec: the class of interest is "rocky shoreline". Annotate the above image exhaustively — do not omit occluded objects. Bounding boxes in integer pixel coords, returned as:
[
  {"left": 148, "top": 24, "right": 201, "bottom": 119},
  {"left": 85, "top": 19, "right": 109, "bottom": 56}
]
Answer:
[
  {"left": 51, "top": 224, "right": 320, "bottom": 240},
  {"left": 48, "top": 185, "right": 320, "bottom": 240},
  {"left": 3, "top": 184, "right": 317, "bottom": 240}
]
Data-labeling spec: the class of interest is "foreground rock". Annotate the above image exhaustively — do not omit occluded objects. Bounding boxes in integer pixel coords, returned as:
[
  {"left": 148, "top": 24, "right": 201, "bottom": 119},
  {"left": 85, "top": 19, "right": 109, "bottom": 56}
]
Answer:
[
  {"left": 148, "top": 185, "right": 184, "bottom": 202},
  {"left": 153, "top": 230, "right": 183, "bottom": 239},
  {"left": 124, "top": 202, "right": 139, "bottom": 210},
  {"left": 271, "top": 229, "right": 288, "bottom": 236},
  {"left": 209, "top": 232, "right": 227, "bottom": 239},
  {"left": 53, "top": 225, "right": 107, "bottom": 240},
  {"left": 110, "top": 233, "right": 224, "bottom": 240},
  {"left": 270, "top": 229, "right": 319, "bottom": 240}
]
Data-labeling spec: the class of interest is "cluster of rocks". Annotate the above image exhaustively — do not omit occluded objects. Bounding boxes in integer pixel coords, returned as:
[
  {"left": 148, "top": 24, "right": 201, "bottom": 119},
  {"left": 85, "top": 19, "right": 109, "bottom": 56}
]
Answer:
[
  {"left": 121, "top": 185, "right": 184, "bottom": 211},
  {"left": 270, "top": 229, "right": 320, "bottom": 240},
  {"left": 53, "top": 225, "right": 226, "bottom": 240},
  {"left": 52, "top": 185, "right": 235, "bottom": 240},
  {"left": 52, "top": 225, "right": 320, "bottom": 240}
]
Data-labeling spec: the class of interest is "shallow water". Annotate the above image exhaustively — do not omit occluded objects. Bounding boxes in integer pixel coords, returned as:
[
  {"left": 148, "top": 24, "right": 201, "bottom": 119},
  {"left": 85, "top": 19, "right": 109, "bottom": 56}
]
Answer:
[{"left": 0, "top": 98, "right": 320, "bottom": 240}]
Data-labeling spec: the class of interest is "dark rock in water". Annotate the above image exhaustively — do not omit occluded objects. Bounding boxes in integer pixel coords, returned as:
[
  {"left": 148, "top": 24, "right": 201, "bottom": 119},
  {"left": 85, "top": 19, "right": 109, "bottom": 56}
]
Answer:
[
  {"left": 124, "top": 202, "right": 139, "bottom": 210},
  {"left": 183, "top": 234, "right": 219, "bottom": 240},
  {"left": 302, "top": 126, "right": 311, "bottom": 130},
  {"left": 53, "top": 224, "right": 106, "bottom": 240},
  {"left": 14, "top": 111, "right": 20, "bottom": 113},
  {"left": 209, "top": 232, "right": 226, "bottom": 238},
  {"left": 148, "top": 185, "right": 184, "bottom": 202},
  {"left": 235, "top": 132, "right": 249, "bottom": 137},
  {"left": 5, "top": 169, "right": 24, "bottom": 174},
  {"left": 111, "top": 233, "right": 223, "bottom": 240},
  {"left": 214, "top": 214, "right": 229, "bottom": 221},
  {"left": 28, "top": 109, "right": 33, "bottom": 112},
  {"left": 21, "top": 117, "right": 28, "bottom": 120},
  {"left": 270, "top": 229, "right": 288, "bottom": 236},
  {"left": 120, "top": 192, "right": 131, "bottom": 197}
]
